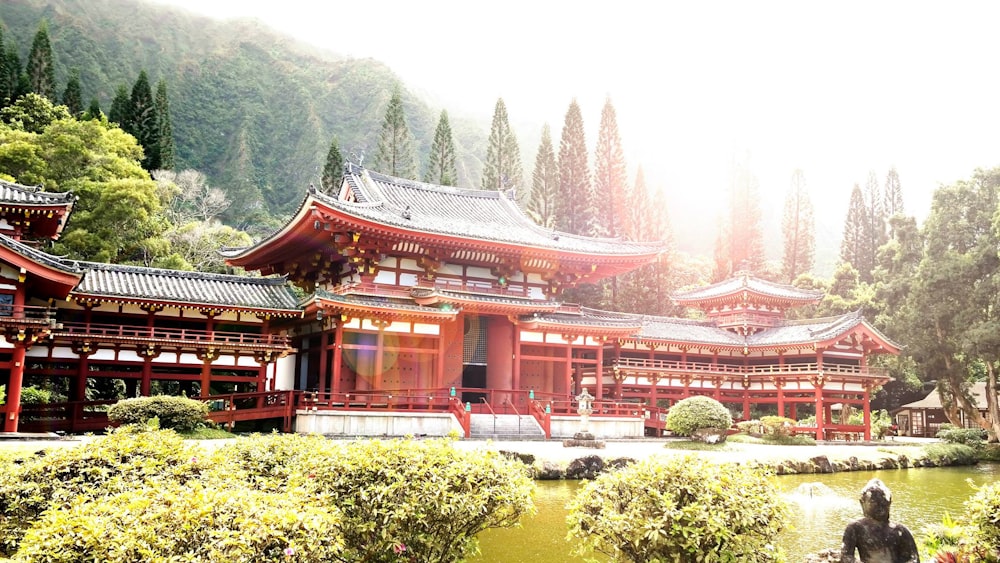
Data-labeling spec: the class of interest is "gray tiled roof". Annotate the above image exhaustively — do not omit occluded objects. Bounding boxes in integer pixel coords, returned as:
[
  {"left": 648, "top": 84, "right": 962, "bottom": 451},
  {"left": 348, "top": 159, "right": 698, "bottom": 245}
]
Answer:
[
  {"left": 411, "top": 287, "right": 560, "bottom": 308},
  {"left": 0, "top": 179, "right": 77, "bottom": 206},
  {"left": 747, "top": 311, "right": 866, "bottom": 347},
  {"left": 73, "top": 263, "right": 300, "bottom": 311},
  {"left": 673, "top": 271, "right": 824, "bottom": 303},
  {"left": 0, "top": 234, "right": 81, "bottom": 274},
  {"left": 308, "top": 164, "right": 665, "bottom": 256},
  {"left": 313, "top": 289, "right": 457, "bottom": 316},
  {"left": 637, "top": 316, "right": 746, "bottom": 346}
]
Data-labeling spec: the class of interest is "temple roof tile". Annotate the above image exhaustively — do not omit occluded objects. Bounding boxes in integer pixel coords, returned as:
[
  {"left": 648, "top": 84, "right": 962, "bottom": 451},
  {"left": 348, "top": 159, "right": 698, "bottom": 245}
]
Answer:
[{"left": 0, "top": 180, "right": 77, "bottom": 206}]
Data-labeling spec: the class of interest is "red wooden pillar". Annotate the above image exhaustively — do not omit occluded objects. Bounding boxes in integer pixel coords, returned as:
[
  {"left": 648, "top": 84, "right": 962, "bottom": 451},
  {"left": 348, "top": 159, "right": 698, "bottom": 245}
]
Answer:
[
  {"left": 863, "top": 387, "right": 872, "bottom": 440},
  {"left": 73, "top": 306, "right": 94, "bottom": 401},
  {"left": 649, "top": 374, "right": 659, "bottom": 409},
  {"left": 814, "top": 382, "right": 824, "bottom": 441},
  {"left": 564, "top": 339, "right": 573, "bottom": 396},
  {"left": 4, "top": 345, "right": 27, "bottom": 432},
  {"left": 373, "top": 320, "right": 386, "bottom": 391},
  {"left": 512, "top": 324, "right": 521, "bottom": 394},
  {"left": 776, "top": 383, "right": 785, "bottom": 419},
  {"left": 594, "top": 339, "right": 604, "bottom": 401},
  {"left": 257, "top": 316, "right": 272, "bottom": 392},
  {"left": 333, "top": 319, "right": 345, "bottom": 394},
  {"left": 317, "top": 330, "right": 329, "bottom": 395}
]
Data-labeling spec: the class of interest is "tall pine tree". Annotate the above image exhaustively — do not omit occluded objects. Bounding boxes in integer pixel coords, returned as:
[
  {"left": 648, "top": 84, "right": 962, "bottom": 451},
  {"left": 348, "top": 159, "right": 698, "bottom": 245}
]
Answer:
[
  {"left": 425, "top": 110, "right": 457, "bottom": 186},
  {"left": 321, "top": 136, "right": 344, "bottom": 193},
  {"left": 155, "top": 79, "right": 174, "bottom": 170},
  {"left": 716, "top": 154, "right": 765, "bottom": 278},
  {"left": 593, "top": 97, "right": 628, "bottom": 238},
  {"left": 84, "top": 97, "right": 101, "bottom": 120},
  {"left": 884, "top": 166, "right": 904, "bottom": 217},
  {"left": 527, "top": 124, "right": 559, "bottom": 229},
  {"left": 481, "top": 98, "right": 522, "bottom": 191},
  {"left": 61, "top": 70, "right": 83, "bottom": 117},
  {"left": 0, "top": 28, "right": 10, "bottom": 107},
  {"left": 593, "top": 98, "right": 629, "bottom": 308},
  {"left": 126, "top": 71, "right": 159, "bottom": 170},
  {"left": 108, "top": 84, "right": 129, "bottom": 127},
  {"left": 26, "top": 22, "right": 55, "bottom": 101},
  {"left": 556, "top": 99, "right": 594, "bottom": 236},
  {"left": 373, "top": 85, "right": 416, "bottom": 179},
  {"left": 781, "top": 169, "right": 815, "bottom": 282},
  {"left": 862, "top": 170, "right": 886, "bottom": 283},
  {"left": 840, "top": 183, "right": 872, "bottom": 277}
]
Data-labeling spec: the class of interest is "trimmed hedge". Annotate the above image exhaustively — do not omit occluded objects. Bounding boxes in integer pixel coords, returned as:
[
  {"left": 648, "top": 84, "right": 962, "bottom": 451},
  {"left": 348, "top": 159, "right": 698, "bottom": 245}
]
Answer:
[
  {"left": 107, "top": 395, "right": 209, "bottom": 431},
  {"left": 665, "top": 396, "right": 733, "bottom": 436},
  {"left": 568, "top": 455, "right": 789, "bottom": 562}
]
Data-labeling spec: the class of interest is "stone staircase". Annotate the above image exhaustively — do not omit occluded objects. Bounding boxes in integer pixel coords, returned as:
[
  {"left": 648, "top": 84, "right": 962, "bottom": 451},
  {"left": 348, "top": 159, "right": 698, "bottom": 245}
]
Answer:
[{"left": 469, "top": 413, "right": 546, "bottom": 440}]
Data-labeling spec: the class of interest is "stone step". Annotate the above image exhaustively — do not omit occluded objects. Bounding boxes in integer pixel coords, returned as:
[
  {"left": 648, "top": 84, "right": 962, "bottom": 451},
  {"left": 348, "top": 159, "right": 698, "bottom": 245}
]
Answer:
[{"left": 469, "top": 413, "right": 545, "bottom": 439}]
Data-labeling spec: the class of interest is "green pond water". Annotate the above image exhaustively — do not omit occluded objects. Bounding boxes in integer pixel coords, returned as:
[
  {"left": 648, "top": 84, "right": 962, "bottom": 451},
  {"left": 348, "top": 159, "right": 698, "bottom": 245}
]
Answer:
[{"left": 472, "top": 463, "right": 1000, "bottom": 562}]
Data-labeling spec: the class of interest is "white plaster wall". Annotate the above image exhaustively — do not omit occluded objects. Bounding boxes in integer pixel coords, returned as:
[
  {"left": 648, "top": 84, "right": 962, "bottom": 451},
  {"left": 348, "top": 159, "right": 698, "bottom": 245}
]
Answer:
[
  {"left": 295, "top": 411, "right": 463, "bottom": 437},
  {"left": 549, "top": 416, "right": 644, "bottom": 439},
  {"left": 274, "top": 354, "right": 296, "bottom": 390}
]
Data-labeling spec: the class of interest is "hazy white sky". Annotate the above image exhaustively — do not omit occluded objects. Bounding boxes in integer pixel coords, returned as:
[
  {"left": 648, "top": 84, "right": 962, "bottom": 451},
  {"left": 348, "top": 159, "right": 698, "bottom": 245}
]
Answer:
[{"left": 149, "top": 0, "right": 1000, "bottom": 263}]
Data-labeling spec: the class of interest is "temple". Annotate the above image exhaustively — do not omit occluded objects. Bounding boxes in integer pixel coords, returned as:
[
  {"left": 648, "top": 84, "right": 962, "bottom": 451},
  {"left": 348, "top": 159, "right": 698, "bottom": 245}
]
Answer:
[{"left": 0, "top": 168, "right": 898, "bottom": 440}]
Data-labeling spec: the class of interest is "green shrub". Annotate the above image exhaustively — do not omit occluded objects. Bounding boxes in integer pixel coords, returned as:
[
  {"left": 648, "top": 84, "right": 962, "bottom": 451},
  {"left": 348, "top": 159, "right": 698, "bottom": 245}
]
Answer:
[
  {"left": 18, "top": 386, "right": 50, "bottom": 405},
  {"left": 567, "top": 455, "right": 789, "bottom": 562},
  {"left": 299, "top": 437, "right": 535, "bottom": 562},
  {"left": 922, "top": 443, "right": 979, "bottom": 465},
  {"left": 964, "top": 482, "right": 1000, "bottom": 561},
  {"left": 761, "top": 415, "right": 796, "bottom": 436},
  {"left": 0, "top": 426, "right": 201, "bottom": 556},
  {"left": 107, "top": 395, "right": 209, "bottom": 431},
  {"left": 665, "top": 396, "right": 733, "bottom": 436},
  {"left": 207, "top": 432, "right": 335, "bottom": 492},
  {"left": 737, "top": 420, "right": 764, "bottom": 434},
  {"left": 936, "top": 424, "right": 987, "bottom": 446},
  {"left": 16, "top": 481, "right": 344, "bottom": 563}
]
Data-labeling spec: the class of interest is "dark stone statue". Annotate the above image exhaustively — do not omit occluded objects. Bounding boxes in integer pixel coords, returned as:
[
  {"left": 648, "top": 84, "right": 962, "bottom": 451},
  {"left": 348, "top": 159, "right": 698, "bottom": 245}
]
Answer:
[{"left": 840, "top": 478, "right": 919, "bottom": 563}]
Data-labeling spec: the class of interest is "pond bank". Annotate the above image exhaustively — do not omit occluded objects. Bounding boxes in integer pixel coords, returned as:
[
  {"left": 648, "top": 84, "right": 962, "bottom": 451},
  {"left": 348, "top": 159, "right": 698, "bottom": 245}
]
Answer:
[{"left": 449, "top": 436, "right": 972, "bottom": 479}]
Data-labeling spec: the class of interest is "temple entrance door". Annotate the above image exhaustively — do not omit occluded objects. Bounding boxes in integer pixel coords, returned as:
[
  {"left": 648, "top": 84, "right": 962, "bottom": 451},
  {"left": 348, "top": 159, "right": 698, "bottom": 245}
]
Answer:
[
  {"left": 461, "top": 365, "right": 487, "bottom": 405},
  {"left": 461, "top": 315, "right": 489, "bottom": 405}
]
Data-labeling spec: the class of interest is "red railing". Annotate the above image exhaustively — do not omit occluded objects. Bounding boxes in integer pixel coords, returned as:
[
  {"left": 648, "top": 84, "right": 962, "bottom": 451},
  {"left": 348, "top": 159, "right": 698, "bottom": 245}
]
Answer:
[
  {"left": 54, "top": 322, "right": 290, "bottom": 348},
  {"left": 0, "top": 304, "right": 57, "bottom": 324},
  {"left": 198, "top": 390, "right": 298, "bottom": 432},
  {"left": 528, "top": 400, "right": 551, "bottom": 439},
  {"left": 449, "top": 397, "right": 471, "bottom": 438},
  {"left": 612, "top": 358, "right": 887, "bottom": 379}
]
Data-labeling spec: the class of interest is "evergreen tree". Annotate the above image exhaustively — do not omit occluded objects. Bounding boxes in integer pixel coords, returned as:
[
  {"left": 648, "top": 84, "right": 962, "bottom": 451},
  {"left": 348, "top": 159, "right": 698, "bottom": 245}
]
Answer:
[
  {"left": 61, "top": 70, "right": 83, "bottom": 117},
  {"left": 593, "top": 98, "right": 629, "bottom": 308},
  {"left": 593, "top": 97, "right": 628, "bottom": 238},
  {"left": 840, "top": 183, "right": 872, "bottom": 277},
  {"left": 781, "top": 169, "right": 815, "bottom": 282},
  {"left": 0, "top": 28, "right": 9, "bottom": 107},
  {"left": 481, "top": 98, "right": 522, "bottom": 191},
  {"left": 620, "top": 167, "right": 660, "bottom": 313},
  {"left": 718, "top": 154, "right": 765, "bottom": 277},
  {"left": 126, "top": 70, "right": 159, "bottom": 170},
  {"left": 26, "top": 22, "right": 56, "bottom": 101},
  {"left": 108, "top": 84, "right": 129, "bottom": 126},
  {"left": 862, "top": 170, "right": 886, "bottom": 283},
  {"left": 556, "top": 99, "right": 594, "bottom": 236},
  {"left": 527, "top": 124, "right": 559, "bottom": 229},
  {"left": 321, "top": 136, "right": 344, "bottom": 193},
  {"left": 155, "top": 79, "right": 174, "bottom": 170},
  {"left": 424, "top": 110, "right": 457, "bottom": 186},
  {"left": 84, "top": 97, "right": 101, "bottom": 120},
  {"left": 373, "top": 85, "right": 416, "bottom": 179},
  {"left": 883, "top": 166, "right": 904, "bottom": 232},
  {"left": 3, "top": 44, "right": 25, "bottom": 107}
]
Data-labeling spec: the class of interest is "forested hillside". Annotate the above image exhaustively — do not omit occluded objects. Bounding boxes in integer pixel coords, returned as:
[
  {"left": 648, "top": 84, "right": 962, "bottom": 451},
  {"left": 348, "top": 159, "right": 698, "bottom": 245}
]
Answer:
[{"left": 0, "top": 0, "right": 486, "bottom": 227}]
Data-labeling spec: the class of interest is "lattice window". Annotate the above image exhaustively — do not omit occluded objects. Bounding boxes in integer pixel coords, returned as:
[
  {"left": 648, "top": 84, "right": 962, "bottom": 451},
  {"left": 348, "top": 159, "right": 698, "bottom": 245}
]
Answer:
[{"left": 463, "top": 316, "right": 488, "bottom": 365}]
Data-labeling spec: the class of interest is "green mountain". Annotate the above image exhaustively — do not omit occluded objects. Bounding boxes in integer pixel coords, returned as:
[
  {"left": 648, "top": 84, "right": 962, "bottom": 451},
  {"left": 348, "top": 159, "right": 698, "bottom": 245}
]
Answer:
[{"left": 0, "top": 0, "right": 487, "bottom": 227}]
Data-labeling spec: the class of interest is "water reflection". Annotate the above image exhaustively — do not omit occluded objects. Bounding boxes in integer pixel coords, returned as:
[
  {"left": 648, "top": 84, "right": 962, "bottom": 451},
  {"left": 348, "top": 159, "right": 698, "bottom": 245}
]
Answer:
[{"left": 474, "top": 464, "right": 1000, "bottom": 563}]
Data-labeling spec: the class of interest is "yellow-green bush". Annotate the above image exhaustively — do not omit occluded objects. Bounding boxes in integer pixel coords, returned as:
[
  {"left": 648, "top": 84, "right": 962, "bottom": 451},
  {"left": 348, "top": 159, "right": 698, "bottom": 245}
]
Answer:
[
  {"left": 298, "top": 438, "right": 536, "bottom": 563},
  {"left": 761, "top": 415, "right": 797, "bottom": 436},
  {"left": 206, "top": 432, "right": 334, "bottom": 492},
  {"left": 16, "top": 481, "right": 344, "bottom": 563},
  {"left": 107, "top": 395, "right": 209, "bottom": 431},
  {"left": 665, "top": 395, "right": 733, "bottom": 436},
  {"left": 0, "top": 426, "right": 201, "bottom": 556},
  {"left": 567, "top": 455, "right": 789, "bottom": 563}
]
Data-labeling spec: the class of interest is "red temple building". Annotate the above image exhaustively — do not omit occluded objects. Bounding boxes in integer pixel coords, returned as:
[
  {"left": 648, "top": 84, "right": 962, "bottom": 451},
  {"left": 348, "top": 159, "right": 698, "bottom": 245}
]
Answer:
[{"left": 0, "top": 168, "right": 899, "bottom": 440}]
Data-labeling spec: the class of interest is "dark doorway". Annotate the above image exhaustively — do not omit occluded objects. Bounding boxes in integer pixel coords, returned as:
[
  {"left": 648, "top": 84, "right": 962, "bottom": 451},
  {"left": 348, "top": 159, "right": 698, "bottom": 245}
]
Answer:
[{"left": 461, "top": 364, "right": 487, "bottom": 404}]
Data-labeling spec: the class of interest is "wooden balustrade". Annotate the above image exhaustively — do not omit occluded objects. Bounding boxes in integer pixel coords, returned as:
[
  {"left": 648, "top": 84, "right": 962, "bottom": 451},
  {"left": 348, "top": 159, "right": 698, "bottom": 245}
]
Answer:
[
  {"left": 54, "top": 322, "right": 290, "bottom": 348},
  {"left": 611, "top": 357, "right": 886, "bottom": 378}
]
